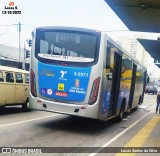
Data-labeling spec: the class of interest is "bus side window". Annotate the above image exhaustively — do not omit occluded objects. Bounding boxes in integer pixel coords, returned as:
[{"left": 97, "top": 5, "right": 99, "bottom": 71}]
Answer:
[
  {"left": 0, "top": 71, "right": 4, "bottom": 82},
  {"left": 5, "top": 72, "right": 14, "bottom": 83},
  {"left": 16, "top": 73, "right": 23, "bottom": 83},
  {"left": 25, "top": 74, "right": 29, "bottom": 84}
]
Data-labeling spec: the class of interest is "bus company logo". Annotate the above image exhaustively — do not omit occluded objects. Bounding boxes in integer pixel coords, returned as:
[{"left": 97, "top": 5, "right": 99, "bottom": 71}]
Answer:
[
  {"left": 59, "top": 70, "right": 67, "bottom": 81},
  {"left": 40, "top": 69, "right": 55, "bottom": 77},
  {"left": 60, "top": 70, "right": 67, "bottom": 78},
  {"left": 75, "top": 79, "right": 80, "bottom": 87}
]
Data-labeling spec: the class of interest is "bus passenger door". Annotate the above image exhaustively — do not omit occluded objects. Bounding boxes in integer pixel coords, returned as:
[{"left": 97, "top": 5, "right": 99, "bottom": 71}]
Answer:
[
  {"left": 128, "top": 64, "right": 137, "bottom": 109},
  {"left": 105, "top": 42, "right": 122, "bottom": 118},
  {"left": 108, "top": 53, "right": 122, "bottom": 117}
]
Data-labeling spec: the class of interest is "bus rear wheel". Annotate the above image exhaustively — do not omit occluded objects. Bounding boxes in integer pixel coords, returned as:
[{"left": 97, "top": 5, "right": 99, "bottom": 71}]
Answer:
[
  {"left": 116, "top": 104, "right": 125, "bottom": 122},
  {"left": 0, "top": 105, "right": 5, "bottom": 111}
]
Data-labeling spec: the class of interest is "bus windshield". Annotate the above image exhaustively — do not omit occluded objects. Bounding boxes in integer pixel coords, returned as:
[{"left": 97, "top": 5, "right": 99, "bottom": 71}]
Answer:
[{"left": 35, "top": 30, "right": 97, "bottom": 63}]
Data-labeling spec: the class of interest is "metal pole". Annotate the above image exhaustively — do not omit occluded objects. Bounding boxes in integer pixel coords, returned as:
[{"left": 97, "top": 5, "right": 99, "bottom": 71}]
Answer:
[
  {"left": 23, "top": 42, "right": 25, "bottom": 70},
  {"left": 18, "top": 22, "right": 21, "bottom": 68},
  {"left": 23, "top": 40, "right": 27, "bottom": 70}
]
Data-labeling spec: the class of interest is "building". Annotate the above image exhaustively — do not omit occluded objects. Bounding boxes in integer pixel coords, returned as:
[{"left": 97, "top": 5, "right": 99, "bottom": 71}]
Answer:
[
  {"left": 116, "top": 35, "right": 145, "bottom": 62},
  {"left": 116, "top": 35, "right": 160, "bottom": 81},
  {"left": 0, "top": 44, "right": 30, "bottom": 71}
]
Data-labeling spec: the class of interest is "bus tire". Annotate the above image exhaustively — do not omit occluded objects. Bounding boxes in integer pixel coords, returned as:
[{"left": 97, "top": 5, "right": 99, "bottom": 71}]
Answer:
[
  {"left": 133, "top": 96, "right": 141, "bottom": 111},
  {"left": 22, "top": 98, "right": 30, "bottom": 112},
  {"left": 0, "top": 105, "right": 5, "bottom": 111},
  {"left": 116, "top": 102, "right": 125, "bottom": 122},
  {"left": 138, "top": 96, "right": 142, "bottom": 105},
  {"left": 133, "top": 105, "right": 138, "bottom": 111}
]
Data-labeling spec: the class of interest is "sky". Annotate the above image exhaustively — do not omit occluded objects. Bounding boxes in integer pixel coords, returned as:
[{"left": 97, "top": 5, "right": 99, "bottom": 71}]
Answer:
[
  {"left": 0, "top": 0, "right": 158, "bottom": 48},
  {"left": 0, "top": 0, "right": 128, "bottom": 48}
]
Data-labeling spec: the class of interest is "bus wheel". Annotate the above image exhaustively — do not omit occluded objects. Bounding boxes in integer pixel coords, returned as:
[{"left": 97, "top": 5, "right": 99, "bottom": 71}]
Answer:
[
  {"left": 133, "top": 105, "right": 138, "bottom": 111},
  {"left": 0, "top": 106, "right": 5, "bottom": 111},
  {"left": 138, "top": 96, "right": 142, "bottom": 105},
  {"left": 116, "top": 105, "right": 125, "bottom": 122},
  {"left": 22, "top": 98, "right": 30, "bottom": 112},
  {"left": 134, "top": 97, "right": 141, "bottom": 111}
]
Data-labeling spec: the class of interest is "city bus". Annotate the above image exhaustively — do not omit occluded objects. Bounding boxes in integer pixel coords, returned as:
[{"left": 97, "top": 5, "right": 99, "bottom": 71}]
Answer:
[
  {"left": 29, "top": 27, "right": 147, "bottom": 121},
  {"left": 0, "top": 66, "right": 29, "bottom": 111}
]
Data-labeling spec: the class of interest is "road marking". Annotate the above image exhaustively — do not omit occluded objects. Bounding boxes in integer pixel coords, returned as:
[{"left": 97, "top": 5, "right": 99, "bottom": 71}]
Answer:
[
  {"left": 116, "top": 115, "right": 160, "bottom": 156},
  {"left": 146, "top": 103, "right": 156, "bottom": 111},
  {"left": 0, "top": 114, "right": 61, "bottom": 128},
  {"left": 123, "top": 119, "right": 128, "bottom": 121},
  {"left": 142, "top": 101, "right": 155, "bottom": 105},
  {"left": 89, "top": 109, "right": 154, "bottom": 156},
  {"left": 138, "top": 105, "right": 147, "bottom": 109}
]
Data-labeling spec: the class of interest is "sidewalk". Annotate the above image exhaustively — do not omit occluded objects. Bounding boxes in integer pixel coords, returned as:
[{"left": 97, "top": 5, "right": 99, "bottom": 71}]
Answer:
[
  {"left": 116, "top": 113, "right": 160, "bottom": 156},
  {"left": 143, "top": 114, "right": 160, "bottom": 147}
]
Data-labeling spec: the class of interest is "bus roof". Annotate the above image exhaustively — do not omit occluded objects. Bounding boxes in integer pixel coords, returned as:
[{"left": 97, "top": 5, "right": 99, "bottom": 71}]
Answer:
[
  {"left": 0, "top": 66, "right": 29, "bottom": 74},
  {"left": 35, "top": 26, "right": 101, "bottom": 34}
]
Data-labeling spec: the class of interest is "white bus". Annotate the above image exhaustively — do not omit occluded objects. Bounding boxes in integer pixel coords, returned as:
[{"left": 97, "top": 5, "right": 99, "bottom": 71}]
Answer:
[
  {"left": 0, "top": 66, "right": 29, "bottom": 111},
  {"left": 29, "top": 27, "right": 147, "bottom": 121}
]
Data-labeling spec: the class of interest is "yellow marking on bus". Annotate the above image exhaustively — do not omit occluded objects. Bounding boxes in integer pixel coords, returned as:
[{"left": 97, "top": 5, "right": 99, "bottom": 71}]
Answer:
[
  {"left": 116, "top": 116, "right": 160, "bottom": 156},
  {"left": 58, "top": 83, "right": 64, "bottom": 91}
]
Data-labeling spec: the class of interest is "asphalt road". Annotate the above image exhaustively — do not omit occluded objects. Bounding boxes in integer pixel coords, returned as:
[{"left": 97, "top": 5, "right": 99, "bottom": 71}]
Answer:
[{"left": 0, "top": 94, "right": 159, "bottom": 156}]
